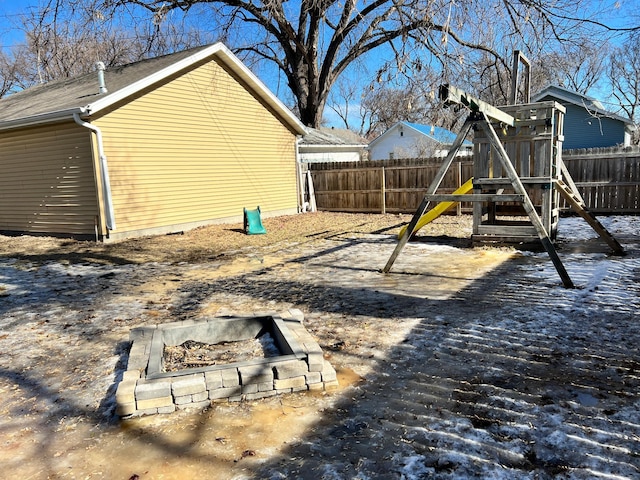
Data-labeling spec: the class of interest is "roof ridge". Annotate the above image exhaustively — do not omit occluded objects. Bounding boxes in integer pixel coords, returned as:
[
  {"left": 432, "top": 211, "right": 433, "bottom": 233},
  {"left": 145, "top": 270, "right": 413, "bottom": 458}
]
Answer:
[{"left": 3, "top": 44, "right": 215, "bottom": 102}]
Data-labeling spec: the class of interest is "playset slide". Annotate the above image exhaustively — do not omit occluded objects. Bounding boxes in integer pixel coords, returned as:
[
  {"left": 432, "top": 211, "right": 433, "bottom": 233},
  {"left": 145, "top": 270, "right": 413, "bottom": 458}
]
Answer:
[
  {"left": 398, "top": 178, "right": 474, "bottom": 238},
  {"left": 243, "top": 206, "right": 267, "bottom": 235}
]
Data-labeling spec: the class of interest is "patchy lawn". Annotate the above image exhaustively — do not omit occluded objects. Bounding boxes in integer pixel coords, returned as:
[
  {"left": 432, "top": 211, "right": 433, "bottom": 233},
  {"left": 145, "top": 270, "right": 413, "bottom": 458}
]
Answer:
[
  {"left": 0, "top": 212, "right": 425, "bottom": 265},
  {"left": 1, "top": 212, "right": 639, "bottom": 479}
]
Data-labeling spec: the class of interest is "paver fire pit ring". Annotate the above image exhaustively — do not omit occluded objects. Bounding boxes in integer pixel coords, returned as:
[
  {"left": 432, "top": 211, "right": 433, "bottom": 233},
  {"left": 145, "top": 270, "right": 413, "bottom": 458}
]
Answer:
[{"left": 115, "top": 310, "right": 338, "bottom": 417}]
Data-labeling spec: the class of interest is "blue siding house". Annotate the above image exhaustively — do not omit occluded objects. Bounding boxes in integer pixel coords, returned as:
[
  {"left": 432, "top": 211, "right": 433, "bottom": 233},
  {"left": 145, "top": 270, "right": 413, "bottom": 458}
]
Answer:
[{"left": 532, "top": 85, "right": 633, "bottom": 150}]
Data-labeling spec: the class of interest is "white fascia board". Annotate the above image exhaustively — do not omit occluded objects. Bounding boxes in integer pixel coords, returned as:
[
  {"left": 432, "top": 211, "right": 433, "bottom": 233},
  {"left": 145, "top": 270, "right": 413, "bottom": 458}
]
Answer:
[
  {"left": 366, "top": 135, "right": 383, "bottom": 148},
  {"left": 83, "top": 44, "right": 226, "bottom": 116},
  {"left": 210, "top": 44, "right": 307, "bottom": 135},
  {"left": 403, "top": 122, "right": 437, "bottom": 141},
  {"left": 84, "top": 42, "right": 307, "bottom": 135}
]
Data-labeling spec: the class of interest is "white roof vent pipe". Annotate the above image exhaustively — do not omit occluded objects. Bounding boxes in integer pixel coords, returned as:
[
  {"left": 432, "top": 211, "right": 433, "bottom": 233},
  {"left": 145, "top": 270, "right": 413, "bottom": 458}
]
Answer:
[{"left": 96, "top": 61, "right": 108, "bottom": 94}]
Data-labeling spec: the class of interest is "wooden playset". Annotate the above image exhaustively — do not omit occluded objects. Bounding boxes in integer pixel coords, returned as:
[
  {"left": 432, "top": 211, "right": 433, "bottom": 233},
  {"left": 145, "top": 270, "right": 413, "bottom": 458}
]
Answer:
[{"left": 383, "top": 70, "right": 624, "bottom": 288}]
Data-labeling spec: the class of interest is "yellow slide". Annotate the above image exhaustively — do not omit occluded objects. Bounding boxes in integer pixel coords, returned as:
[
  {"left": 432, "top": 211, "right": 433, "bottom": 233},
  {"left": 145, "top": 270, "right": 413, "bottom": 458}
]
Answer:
[{"left": 398, "top": 178, "right": 474, "bottom": 238}]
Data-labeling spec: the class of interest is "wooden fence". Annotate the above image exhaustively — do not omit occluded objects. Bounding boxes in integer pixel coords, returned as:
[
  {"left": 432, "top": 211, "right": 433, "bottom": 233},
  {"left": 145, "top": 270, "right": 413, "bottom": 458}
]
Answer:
[
  {"left": 563, "top": 147, "right": 640, "bottom": 213},
  {"left": 307, "top": 158, "right": 474, "bottom": 214},
  {"left": 306, "top": 147, "right": 640, "bottom": 215}
]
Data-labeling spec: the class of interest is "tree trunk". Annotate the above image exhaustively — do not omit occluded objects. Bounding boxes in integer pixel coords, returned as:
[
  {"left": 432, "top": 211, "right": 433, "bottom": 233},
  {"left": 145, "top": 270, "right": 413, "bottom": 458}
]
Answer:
[{"left": 299, "top": 98, "right": 326, "bottom": 128}]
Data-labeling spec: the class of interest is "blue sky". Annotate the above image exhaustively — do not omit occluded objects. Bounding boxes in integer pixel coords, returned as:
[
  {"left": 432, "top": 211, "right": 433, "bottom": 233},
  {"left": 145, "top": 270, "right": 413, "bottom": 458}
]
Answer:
[
  {"left": 1, "top": 0, "right": 638, "bottom": 128},
  {"left": 0, "top": 2, "right": 19, "bottom": 44},
  {"left": 2, "top": 1, "right": 637, "bottom": 64},
  {"left": 0, "top": 0, "right": 32, "bottom": 46}
]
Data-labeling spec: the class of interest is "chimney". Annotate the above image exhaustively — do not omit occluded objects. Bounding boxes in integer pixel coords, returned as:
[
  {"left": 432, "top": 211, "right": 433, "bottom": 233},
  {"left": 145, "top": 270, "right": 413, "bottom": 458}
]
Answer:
[{"left": 96, "top": 62, "right": 108, "bottom": 94}]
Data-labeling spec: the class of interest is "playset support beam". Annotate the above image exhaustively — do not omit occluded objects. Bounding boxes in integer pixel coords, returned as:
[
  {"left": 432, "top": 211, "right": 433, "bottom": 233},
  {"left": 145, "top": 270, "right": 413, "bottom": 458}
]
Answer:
[
  {"left": 510, "top": 50, "right": 531, "bottom": 104},
  {"left": 382, "top": 119, "right": 475, "bottom": 273},
  {"left": 439, "top": 84, "right": 515, "bottom": 126}
]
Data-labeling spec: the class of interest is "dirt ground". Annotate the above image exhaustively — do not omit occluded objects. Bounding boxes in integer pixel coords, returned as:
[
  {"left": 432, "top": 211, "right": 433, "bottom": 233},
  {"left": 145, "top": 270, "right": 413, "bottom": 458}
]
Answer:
[
  {"left": 0, "top": 212, "right": 430, "bottom": 265},
  {"left": 1, "top": 212, "right": 639, "bottom": 479}
]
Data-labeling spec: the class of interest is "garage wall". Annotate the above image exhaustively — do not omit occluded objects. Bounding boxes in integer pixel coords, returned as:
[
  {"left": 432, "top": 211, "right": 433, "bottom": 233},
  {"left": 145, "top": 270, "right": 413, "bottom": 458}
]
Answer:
[
  {"left": 0, "top": 122, "right": 99, "bottom": 236},
  {"left": 94, "top": 58, "right": 299, "bottom": 239}
]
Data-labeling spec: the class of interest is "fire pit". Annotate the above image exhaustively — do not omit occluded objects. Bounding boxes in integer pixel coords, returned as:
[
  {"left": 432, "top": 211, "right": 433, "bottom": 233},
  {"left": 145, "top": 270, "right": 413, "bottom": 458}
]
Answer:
[{"left": 115, "top": 310, "right": 338, "bottom": 417}]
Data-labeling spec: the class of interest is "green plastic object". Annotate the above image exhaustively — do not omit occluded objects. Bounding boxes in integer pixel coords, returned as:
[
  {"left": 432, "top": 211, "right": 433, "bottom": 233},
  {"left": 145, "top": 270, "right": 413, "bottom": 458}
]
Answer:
[{"left": 243, "top": 206, "right": 267, "bottom": 235}]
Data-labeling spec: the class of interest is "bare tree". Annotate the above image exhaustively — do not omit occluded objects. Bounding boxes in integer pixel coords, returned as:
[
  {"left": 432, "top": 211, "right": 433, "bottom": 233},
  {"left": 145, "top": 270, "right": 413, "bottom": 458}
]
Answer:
[
  {"left": 358, "top": 64, "right": 466, "bottom": 139},
  {"left": 542, "top": 40, "right": 610, "bottom": 94},
  {"left": 71, "top": 0, "right": 634, "bottom": 128},
  {"left": 0, "top": 0, "right": 212, "bottom": 96},
  {"left": 609, "top": 34, "right": 640, "bottom": 143},
  {"left": 464, "top": 40, "right": 610, "bottom": 107},
  {"left": 0, "top": 49, "right": 25, "bottom": 96},
  {"left": 327, "top": 75, "right": 364, "bottom": 131},
  {"left": 329, "top": 37, "right": 623, "bottom": 139},
  {"left": 6, "top": 0, "right": 636, "bottom": 125}
]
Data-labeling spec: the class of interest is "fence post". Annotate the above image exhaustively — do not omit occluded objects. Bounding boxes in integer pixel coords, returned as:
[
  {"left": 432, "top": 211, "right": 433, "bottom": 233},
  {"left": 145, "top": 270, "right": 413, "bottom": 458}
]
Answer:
[{"left": 381, "top": 166, "right": 386, "bottom": 214}]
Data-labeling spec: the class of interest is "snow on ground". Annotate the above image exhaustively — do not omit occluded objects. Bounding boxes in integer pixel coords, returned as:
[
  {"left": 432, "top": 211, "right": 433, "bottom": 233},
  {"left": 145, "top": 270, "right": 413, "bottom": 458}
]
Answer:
[
  {"left": 393, "top": 216, "right": 640, "bottom": 479},
  {"left": 255, "top": 215, "right": 640, "bottom": 479},
  {"left": 0, "top": 215, "right": 639, "bottom": 479}
]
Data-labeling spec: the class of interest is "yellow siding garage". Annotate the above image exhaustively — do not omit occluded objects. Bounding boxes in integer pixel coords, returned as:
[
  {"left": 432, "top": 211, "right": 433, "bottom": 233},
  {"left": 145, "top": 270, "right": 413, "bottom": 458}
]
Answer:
[{"left": 0, "top": 43, "right": 305, "bottom": 241}]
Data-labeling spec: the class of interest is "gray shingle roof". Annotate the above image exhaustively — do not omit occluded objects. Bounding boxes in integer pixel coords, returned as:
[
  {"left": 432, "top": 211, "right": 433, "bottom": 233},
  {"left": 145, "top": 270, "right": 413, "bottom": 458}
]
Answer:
[
  {"left": 0, "top": 43, "right": 306, "bottom": 134},
  {"left": 300, "top": 127, "right": 366, "bottom": 147},
  {"left": 0, "top": 46, "right": 209, "bottom": 124}
]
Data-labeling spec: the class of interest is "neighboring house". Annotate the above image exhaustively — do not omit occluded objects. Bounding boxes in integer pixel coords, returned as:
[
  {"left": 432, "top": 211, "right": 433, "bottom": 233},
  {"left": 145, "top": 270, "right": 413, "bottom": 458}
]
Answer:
[
  {"left": 367, "top": 121, "right": 472, "bottom": 160},
  {"left": 298, "top": 127, "right": 367, "bottom": 163},
  {"left": 532, "top": 85, "right": 634, "bottom": 149},
  {"left": 0, "top": 43, "right": 306, "bottom": 241}
]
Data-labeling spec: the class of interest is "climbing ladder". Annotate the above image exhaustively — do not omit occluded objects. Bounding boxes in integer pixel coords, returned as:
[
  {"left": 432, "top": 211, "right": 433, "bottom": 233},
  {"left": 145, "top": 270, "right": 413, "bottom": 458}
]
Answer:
[{"left": 383, "top": 85, "right": 624, "bottom": 288}]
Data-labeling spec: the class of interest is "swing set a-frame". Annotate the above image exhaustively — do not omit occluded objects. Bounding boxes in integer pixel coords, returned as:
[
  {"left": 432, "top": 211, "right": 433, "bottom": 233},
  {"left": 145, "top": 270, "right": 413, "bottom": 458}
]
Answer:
[{"left": 382, "top": 83, "right": 624, "bottom": 288}]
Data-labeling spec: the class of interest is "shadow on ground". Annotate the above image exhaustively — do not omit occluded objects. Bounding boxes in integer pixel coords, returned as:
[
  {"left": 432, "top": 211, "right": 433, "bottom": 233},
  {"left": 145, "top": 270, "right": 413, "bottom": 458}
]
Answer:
[
  {"left": 1, "top": 223, "right": 639, "bottom": 478},
  {"left": 240, "top": 253, "right": 640, "bottom": 478},
  {"left": 135, "top": 230, "right": 640, "bottom": 478}
]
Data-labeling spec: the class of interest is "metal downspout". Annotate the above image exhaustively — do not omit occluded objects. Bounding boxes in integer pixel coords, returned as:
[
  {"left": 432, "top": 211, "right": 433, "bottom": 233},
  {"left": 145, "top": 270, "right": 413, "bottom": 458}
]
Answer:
[
  {"left": 295, "top": 136, "right": 304, "bottom": 212},
  {"left": 73, "top": 113, "right": 116, "bottom": 231}
]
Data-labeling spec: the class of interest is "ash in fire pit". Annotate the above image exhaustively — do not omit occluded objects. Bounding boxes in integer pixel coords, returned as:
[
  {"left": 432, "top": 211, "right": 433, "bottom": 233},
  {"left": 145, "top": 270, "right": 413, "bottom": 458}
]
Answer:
[
  {"left": 163, "top": 334, "right": 281, "bottom": 372},
  {"left": 115, "top": 310, "right": 338, "bottom": 418}
]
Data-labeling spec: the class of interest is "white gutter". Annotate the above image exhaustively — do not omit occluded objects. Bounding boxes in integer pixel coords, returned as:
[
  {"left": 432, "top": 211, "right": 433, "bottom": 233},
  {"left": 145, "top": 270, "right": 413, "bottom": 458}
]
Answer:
[
  {"left": 0, "top": 107, "right": 86, "bottom": 132},
  {"left": 73, "top": 112, "right": 116, "bottom": 231}
]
